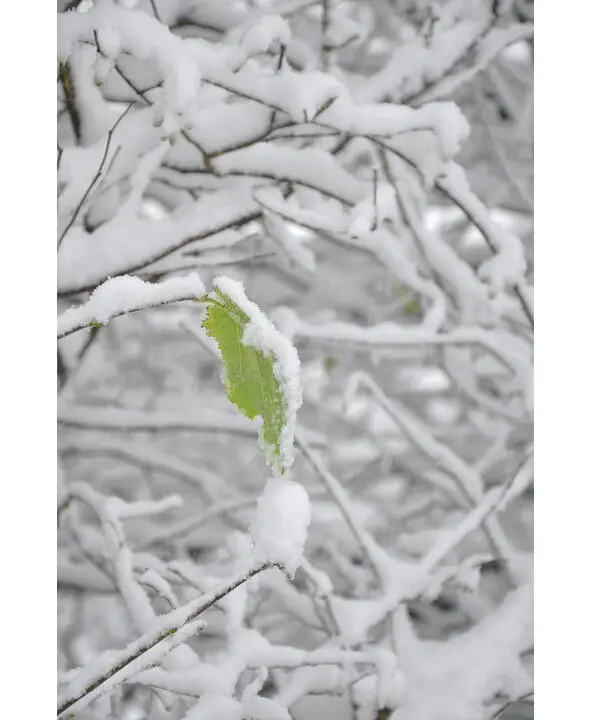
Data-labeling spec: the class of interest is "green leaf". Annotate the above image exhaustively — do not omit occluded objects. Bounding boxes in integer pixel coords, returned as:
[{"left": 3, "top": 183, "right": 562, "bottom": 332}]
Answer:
[{"left": 201, "top": 288, "right": 288, "bottom": 472}]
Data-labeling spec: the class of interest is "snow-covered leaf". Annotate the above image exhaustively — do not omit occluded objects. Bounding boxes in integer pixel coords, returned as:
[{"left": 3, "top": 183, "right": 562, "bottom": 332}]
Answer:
[{"left": 202, "top": 276, "right": 302, "bottom": 475}]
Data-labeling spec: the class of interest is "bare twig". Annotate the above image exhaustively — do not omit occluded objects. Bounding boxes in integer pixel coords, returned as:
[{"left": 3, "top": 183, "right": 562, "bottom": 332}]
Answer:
[
  {"left": 371, "top": 137, "right": 534, "bottom": 329},
  {"left": 57, "top": 293, "right": 203, "bottom": 339},
  {"left": 148, "top": 0, "right": 162, "bottom": 23},
  {"left": 295, "top": 433, "right": 381, "bottom": 583},
  {"left": 57, "top": 561, "right": 272, "bottom": 717},
  {"left": 320, "top": 0, "right": 333, "bottom": 71},
  {"left": 57, "top": 103, "right": 133, "bottom": 248},
  {"left": 370, "top": 166, "right": 379, "bottom": 231},
  {"left": 488, "top": 691, "right": 534, "bottom": 720},
  {"left": 58, "top": 61, "right": 82, "bottom": 143},
  {"left": 473, "top": 83, "right": 533, "bottom": 212}
]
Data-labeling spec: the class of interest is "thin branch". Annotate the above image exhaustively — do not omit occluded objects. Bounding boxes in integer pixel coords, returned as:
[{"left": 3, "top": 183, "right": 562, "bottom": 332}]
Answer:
[
  {"left": 489, "top": 691, "right": 534, "bottom": 720},
  {"left": 58, "top": 325, "right": 100, "bottom": 401},
  {"left": 58, "top": 61, "right": 82, "bottom": 144},
  {"left": 57, "top": 561, "right": 272, "bottom": 717},
  {"left": 57, "top": 103, "right": 133, "bottom": 248},
  {"left": 57, "top": 293, "right": 203, "bottom": 340},
  {"left": 148, "top": 0, "right": 162, "bottom": 23},
  {"left": 406, "top": 12, "right": 499, "bottom": 107},
  {"left": 371, "top": 136, "right": 534, "bottom": 329},
  {"left": 320, "top": 0, "right": 333, "bottom": 71},
  {"left": 110, "top": 58, "right": 211, "bottom": 163},
  {"left": 370, "top": 166, "right": 378, "bottom": 231},
  {"left": 138, "top": 497, "right": 254, "bottom": 550},
  {"left": 60, "top": 437, "right": 221, "bottom": 503},
  {"left": 57, "top": 348, "right": 68, "bottom": 390},
  {"left": 473, "top": 83, "right": 533, "bottom": 212},
  {"left": 276, "top": 43, "right": 287, "bottom": 72},
  {"left": 347, "top": 372, "right": 519, "bottom": 580},
  {"left": 295, "top": 433, "right": 381, "bottom": 584}
]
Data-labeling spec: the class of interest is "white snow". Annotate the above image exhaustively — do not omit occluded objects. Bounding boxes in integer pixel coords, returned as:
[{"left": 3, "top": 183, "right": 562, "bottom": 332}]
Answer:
[
  {"left": 440, "top": 164, "right": 528, "bottom": 291},
  {"left": 214, "top": 144, "right": 367, "bottom": 206},
  {"left": 275, "top": 70, "right": 349, "bottom": 124},
  {"left": 57, "top": 273, "right": 205, "bottom": 338},
  {"left": 58, "top": 616, "right": 206, "bottom": 718},
  {"left": 173, "top": 101, "right": 271, "bottom": 155},
  {"left": 213, "top": 275, "right": 303, "bottom": 474},
  {"left": 263, "top": 209, "right": 316, "bottom": 272},
  {"left": 58, "top": 189, "right": 259, "bottom": 294},
  {"left": 181, "top": 694, "right": 242, "bottom": 720},
  {"left": 228, "top": 14, "right": 291, "bottom": 69},
  {"left": 140, "top": 569, "right": 179, "bottom": 609},
  {"left": 354, "top": 13, "right": 486, "bottom": 104},
  {"left": 67, "top": 43, "right": 113, "bottom": 146},
  {"left": 392, "top": 584, "right": 533, "bottom": 720},
  {"left": 249, "top": 477, "right": 311, "bottom": 577},
  {"left": 348, "top": 181, "right": 398, "bottom": 237},
  {"left": 59, "top": 3, "right": 202, "bottom": 124},
  {"left": 56, "top": 3, "right": 533, "bottom": 718}
]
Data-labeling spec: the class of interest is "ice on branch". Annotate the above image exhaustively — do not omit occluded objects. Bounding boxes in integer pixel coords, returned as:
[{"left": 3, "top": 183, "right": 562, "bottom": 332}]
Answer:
[
  {"left": 57, "top": 273, "right": 205, "bottom": 338},
  {"left": 250, "top": 478, "right": 311, "bottom": 577},
  {"left": 202, "top": 276, "right": 302, "bottom": 475}
]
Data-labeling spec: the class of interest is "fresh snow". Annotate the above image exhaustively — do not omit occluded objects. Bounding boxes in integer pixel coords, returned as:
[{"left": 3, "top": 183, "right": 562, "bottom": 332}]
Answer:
[
  {"left": 181, "top": 695, "right": 242, "bottom": 720},
  {"left": 57, "top": 273, "right": 205, "bottom": 338},
  {"left": 228, "top": 13, "right": 291, "bottom": 69},
  {"left": 274, "top": 70, "right": 349, "bottom": 124},
  {"left": 57, "top": 4, "right": 533, "bottom": 719},
  {"left": 348, "top": 181, "right": 399, "bottom": 237},
  {"left": 58, "top": 190, "right": 259, "bottom": 294},
  {"left": 250, "top": 477, "right": 311, "bottom": 577},
  {"left": 59, "top": 3, "right": 202, "bottom": 128}
]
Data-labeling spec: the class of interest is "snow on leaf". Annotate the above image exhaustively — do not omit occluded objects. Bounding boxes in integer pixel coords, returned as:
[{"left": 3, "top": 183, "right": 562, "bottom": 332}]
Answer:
[
  {"left": 201, "top": 276, "right": 302, "bottom": 475},
  {"left": 250, "top": 477, "right": 311, "bottom": 577}
]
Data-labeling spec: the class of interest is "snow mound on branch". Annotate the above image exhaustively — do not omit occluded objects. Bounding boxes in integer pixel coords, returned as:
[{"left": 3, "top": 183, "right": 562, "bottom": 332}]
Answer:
[
  {"left": 277, "top": 71, "right": 350, "bottom": 124},
  {"left": 348, "top": 181, "right": 399, "bottom": 237},
  {"left": 250, "top": 478, "right": 311, "bottom": 577},
  {"left": 227, "top": 13, "right": 291, "bottom": 65},
  {"left": 57, "top": 273, "right": 205, "bottom": 337},
  {"left": 58, "top": 3, "right": 202, "bottom": 132}
]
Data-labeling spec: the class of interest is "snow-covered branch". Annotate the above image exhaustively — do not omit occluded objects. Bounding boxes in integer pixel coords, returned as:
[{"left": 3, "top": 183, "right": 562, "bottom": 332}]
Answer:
[
  {"left": 57, "top": 3, "right": 533, "bottom": 718},
  {"left": 57, "top": 273, "right": 205, "bottom": 338}
]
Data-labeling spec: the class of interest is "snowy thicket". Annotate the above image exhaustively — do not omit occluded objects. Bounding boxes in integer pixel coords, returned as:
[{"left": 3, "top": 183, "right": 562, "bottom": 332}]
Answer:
[{"left": 57, "top": 1, "right": 533, "bottom": 719}]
